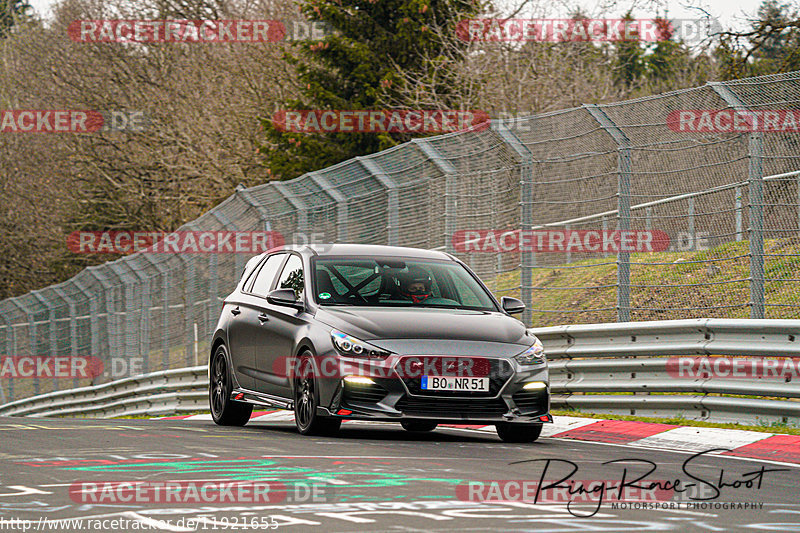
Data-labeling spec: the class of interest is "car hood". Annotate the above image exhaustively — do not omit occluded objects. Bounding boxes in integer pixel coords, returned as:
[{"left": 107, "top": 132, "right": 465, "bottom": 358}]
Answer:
[{"left": 314, "top": 306, "right": 530, "bottom": 348}]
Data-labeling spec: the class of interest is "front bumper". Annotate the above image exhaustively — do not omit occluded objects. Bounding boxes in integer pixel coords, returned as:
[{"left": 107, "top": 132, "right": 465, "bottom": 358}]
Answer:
[{"left": 316, "top": 354, "right": 551, "bottom": 424}]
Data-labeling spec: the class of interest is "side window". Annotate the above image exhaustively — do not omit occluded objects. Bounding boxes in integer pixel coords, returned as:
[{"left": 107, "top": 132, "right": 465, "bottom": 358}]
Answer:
[
  {"left": 276, "top": 255, "right": 304, "bottom": 299},
  {"left": 249, "top": 254, "right": 286, "bottom": 297}
]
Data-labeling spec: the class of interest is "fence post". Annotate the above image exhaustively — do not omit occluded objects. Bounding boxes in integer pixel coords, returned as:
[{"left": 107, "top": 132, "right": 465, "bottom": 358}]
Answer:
[
  {"left": 494, "top": 120, "right": 535, "bottom": 325},
  {"left": 138, "top": 256, "right": 169, "bottom": 375},
  {"left": 688, "top": 197, "right": 695, "bottom": 245},
  {"left": 585, "top": 104, "right": 632, "bottom": 322},
  {"left": 167, "top": 227, "right": 198, "bottom": 369},
  {"left": 413, "top": 139, "right": 458, "bottom": 253},
  {"left": 6, "top": 302, "right": 21, "bottom": 401},
  {"left": 87, "top": 266, "right": 119, "bottom": 376},
  {"left": 735, "top": 186, "right": 743, "bottom": 241},
  {"left": 9, "top": 298, "right": 39, "bottom": 394},
  {"left": 273, "top": 182, "right": 309, "bottom": 239},
  {"left": 52, "top": 287, "right": 78, "bottom": 389},
  {"left": 358, "top": 157, "right": 399, "bottom": 246},
  {"left": 171, "top": 254, "right": 195, "bottom": 368},
  {"left": 74, "top": 275, "right": 101, "bottom": 368},
  {"left": 0, "top": 307, "right": 10, "bottom": 403},
  {"left": 211, "top": 202, "right": 249, "bottom": 285},
  {"left": 309, "top": 171, "right": 349, "bottom": 242},
  {"left": 711, "top": 82, "right": 765, "bottom": 318},
  {"left": 31, "top": 291, "right": 57, "bottom": 391},
  {"left": 108, "top": 263, "right": 143, "bottom": 372}
]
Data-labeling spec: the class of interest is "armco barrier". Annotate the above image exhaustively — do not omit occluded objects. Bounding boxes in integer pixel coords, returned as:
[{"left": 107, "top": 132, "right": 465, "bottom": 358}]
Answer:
[
  {"left": 543, "top": 318, "right": 800, "bottom": 426},
  {"left": 0, "top": 366, "right": 207, "bottom": 418},
  {"left": 1, "top": 319, "right": 799, "bottom": 426}
]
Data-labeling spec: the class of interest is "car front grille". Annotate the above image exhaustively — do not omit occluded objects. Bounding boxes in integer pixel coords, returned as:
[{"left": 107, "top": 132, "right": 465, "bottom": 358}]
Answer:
[
  {"left": 395, "top": 395, "right": 509, "bottom": 418},
  {"left": 398, "top": 356, "right": 514, "bottom": 398},
  {"left": 512, "top": 389, "right": 548, "bottom": 414}
]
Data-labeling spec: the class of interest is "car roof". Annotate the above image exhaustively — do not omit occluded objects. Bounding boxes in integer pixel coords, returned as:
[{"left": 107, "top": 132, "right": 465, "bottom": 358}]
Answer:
[{"left": 286, "top": 243, "right": 455, "bottom": 261}]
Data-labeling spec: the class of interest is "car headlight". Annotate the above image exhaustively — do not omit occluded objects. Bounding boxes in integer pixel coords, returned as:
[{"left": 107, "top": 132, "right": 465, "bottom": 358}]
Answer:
[
  {"left": 515, "top": 335, "right": 546, "bottom": 366},
  {"left": 331, "top": 330, "right": 391, "bottom": 359}
]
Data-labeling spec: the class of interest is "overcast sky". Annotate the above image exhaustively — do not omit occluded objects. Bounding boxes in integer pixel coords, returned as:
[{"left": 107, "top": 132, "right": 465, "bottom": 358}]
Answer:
[{"left": 27, "top": 0, "right": 774, "bottom": 33}]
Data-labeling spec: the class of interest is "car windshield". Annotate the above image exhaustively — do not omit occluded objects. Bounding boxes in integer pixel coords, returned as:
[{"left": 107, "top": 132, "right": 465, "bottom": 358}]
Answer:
[{"left": 311, "top": 257, "right": 497, "bottom": 311}]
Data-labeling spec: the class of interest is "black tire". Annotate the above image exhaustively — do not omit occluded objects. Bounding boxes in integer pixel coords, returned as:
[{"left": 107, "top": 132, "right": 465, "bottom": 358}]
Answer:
[
  {"left": 210, "top": 345, "right": 252, "bottom": 426},
  {"left": 294, "top": 352, "right": 342, "bottom": 436},
  {"left": 495, "top": 422, "right": 543, "bottom": 443},
  {"left": 401, "top": 420, "right": 438, "bottom": 432}
]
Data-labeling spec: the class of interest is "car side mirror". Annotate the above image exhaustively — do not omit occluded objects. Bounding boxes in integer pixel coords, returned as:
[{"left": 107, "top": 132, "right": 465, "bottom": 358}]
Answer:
[
  {"left": 267, "top": 288, "right": 304, "bottom": 310},
  {"left": 501, "top": 296, "right": 525, "bottom": 315}
]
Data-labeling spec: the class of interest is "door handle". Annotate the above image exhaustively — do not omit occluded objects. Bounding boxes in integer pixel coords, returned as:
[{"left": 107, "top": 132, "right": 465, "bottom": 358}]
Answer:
[
  {"left": 258, "top": 313, "right": 269, "bottom": 323},
  {"left": 230, "top": 307, "right": 241, "bottom": 316}
]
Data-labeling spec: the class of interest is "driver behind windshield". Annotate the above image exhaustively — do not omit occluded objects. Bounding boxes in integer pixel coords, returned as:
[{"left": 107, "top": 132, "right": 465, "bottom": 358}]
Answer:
[{"left": 397, "top": 266, "right": 433, "bottom": 303}]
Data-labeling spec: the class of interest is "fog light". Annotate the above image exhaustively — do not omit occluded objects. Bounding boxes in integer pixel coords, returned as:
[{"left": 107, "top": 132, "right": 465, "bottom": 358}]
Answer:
[
  {"left": 523, "top": 381, "right": 547, "bottom": 390},
  {"left": 343, "top": 375, "right": 374, "bottom": 385}
]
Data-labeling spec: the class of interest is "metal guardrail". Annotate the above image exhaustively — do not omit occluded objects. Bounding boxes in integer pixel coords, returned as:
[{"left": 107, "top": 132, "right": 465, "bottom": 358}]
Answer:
[
  {"left": 1, "top": 319, "right": 799, "bottom": 426},
  {"left": 539, "top": 319, "right": 800, "bottom": 426},
  {"left": 0, "top": 367, "right": 208, "bottom": 418}
]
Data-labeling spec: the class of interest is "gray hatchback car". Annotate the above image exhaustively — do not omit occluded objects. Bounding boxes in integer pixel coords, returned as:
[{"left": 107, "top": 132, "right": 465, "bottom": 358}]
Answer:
[{"left": 209, "top": 244, "right": 551, "bottom": 442}]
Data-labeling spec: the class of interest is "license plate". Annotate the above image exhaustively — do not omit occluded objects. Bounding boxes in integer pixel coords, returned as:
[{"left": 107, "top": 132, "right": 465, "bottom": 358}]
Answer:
[{"left": 420, "top": 376, "right": 489, "bottom": 391}]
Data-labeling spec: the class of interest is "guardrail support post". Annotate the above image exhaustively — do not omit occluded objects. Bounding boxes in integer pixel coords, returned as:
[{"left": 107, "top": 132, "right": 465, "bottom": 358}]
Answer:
[
  {"left": 413, "top": 139, "right": 458, "bottom": 254},
  {"left": 309, "top": 172, "right": 349, "bottom": 242},
  {"left": 359, "top": 157, "right": 399, "bottom": 246},
  {"left": 494, "top": 120, "right": 536, "bottom": 325},
  {"left": 711, "top": 82, "right": 765, "bottom": 318},
  {"left": 585, "top": 104, "right": 632, "bottom": 322}
]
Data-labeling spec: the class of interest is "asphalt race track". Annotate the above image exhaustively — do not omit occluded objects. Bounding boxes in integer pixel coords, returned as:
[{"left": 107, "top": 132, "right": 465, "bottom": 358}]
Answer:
[{"left": 0, "top": 415, "right": 798, "bottom": 532}]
